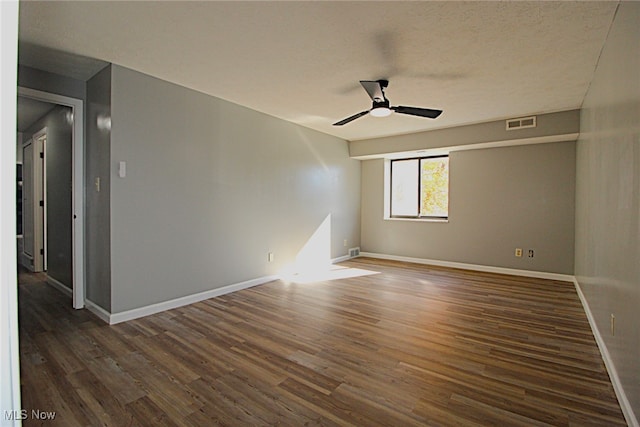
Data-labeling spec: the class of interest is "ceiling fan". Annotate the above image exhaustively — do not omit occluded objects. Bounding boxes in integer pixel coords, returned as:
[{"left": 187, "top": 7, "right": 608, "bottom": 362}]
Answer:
[{"left": 333, "top": 80, "right": 442, "bottom": 126}]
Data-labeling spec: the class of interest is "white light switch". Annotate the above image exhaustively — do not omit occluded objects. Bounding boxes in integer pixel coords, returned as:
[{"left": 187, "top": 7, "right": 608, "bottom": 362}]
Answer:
[{"left": 118, "top": 161, "right": 126, "bottom": 178}]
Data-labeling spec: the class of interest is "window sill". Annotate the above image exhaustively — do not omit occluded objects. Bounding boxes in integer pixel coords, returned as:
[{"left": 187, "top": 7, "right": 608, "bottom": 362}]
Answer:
[{"left": 384, "top": 217, "right": 449, "bottom": 223}]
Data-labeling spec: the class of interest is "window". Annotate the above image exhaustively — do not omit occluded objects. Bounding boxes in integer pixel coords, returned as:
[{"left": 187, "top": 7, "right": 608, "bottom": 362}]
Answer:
[{"left": 390, "top": 155, "right": 449, "bottom": 219}]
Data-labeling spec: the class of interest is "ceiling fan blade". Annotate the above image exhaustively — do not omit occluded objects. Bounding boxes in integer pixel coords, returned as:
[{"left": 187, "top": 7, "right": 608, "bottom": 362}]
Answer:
[
  {"left": 391, "top": 106, "right": 442, "bottom": 119},
  {"left": 360, "top": 80, "right": 385, "bottom": 102},
  {"left": 333, "top": 110, "right": 370, "bottom": 126}
]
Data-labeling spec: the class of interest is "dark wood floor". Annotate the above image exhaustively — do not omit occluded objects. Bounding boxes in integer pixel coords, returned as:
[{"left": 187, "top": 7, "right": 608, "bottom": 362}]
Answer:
[{"left": 18, "top": 258, "right": 625, "bottom": 426}]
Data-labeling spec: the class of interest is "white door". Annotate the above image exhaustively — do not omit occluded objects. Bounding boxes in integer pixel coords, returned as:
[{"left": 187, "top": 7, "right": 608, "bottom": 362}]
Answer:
[
  {"left": 36, "top": 131, "right": 47, "bottom": 271},
  {"left": 22, "top": 139, "right": 34, "bottom": 261},
  {"left": 22, "top": 131, "right": 46, "bottom": 272}
]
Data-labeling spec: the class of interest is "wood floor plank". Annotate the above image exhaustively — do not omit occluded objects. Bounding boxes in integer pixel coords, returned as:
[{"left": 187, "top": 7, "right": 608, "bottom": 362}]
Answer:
[
  {"left": 18, "top": 258, "right": 626, "bottom": 426},
  {"left": 125, "top": 395, "right": 180, "bottom": 427},
  {"left": 116, "top": 351, "right": 201, "bottom": 421},
  {"left": 66, "top": 368, "right": 138, "bottom": 427},
  {"left": 128, "top": 335, "right": 201, "bottom": 384},
  {"left": 184, "top": 375, "right": 273, "bottom": 426},
  {"left": 83, "top": 355, "right": 147, "bottom": 406}
]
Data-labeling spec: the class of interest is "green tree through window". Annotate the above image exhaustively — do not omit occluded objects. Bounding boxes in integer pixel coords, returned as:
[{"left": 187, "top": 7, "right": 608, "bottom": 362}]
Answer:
[{"left": 420, "top": 157, "right": 449, "bottom": 217}]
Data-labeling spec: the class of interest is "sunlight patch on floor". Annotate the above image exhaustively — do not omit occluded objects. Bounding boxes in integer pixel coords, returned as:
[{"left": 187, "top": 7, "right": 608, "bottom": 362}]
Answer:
[{"left": 280, "top": 264, "right": 379, "bottom": 284}]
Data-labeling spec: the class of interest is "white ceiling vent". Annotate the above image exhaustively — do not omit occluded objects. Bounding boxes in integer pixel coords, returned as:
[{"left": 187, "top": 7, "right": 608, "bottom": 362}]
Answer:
[{"left": 506, "top": 116, "right": 536, "bottom": 131}]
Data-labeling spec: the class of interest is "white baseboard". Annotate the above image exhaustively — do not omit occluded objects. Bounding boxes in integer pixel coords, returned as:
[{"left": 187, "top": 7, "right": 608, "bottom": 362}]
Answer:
[
  {"left": 46, "top": 275, "right": 109, "bottom": 324},
  {"left": 89, "top": 255, "right": 357, "bottom": 326},
  {"left": 572, "top": 278, "right": 638, "bottom": 427},
  {"left": 85, "top": 252, "right": 358, "bottom": 326},
  {"left": 45, "top": 275, "right": 72, "bottom": 297},
  {"left": 359, "top": 252, "right": 574, "bottom": 282},
  {"left": 85, "top": 299, "right": 111, "bottom": 324},
  {"left": 108, "top": 275, "right": 279, "bottom": 325},
  {"left": 332, "top": 254, "right": 352, "bottom": 264}
]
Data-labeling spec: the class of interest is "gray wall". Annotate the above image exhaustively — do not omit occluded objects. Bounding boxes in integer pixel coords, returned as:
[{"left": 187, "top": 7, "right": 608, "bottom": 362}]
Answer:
[
  {"left": 361, "top": 141, "right": 576, "bottom": 274},
  {"left": 23, "top": 106, "right": 73, "bottom": 287},
  {"left": 575, "top": 2, "right": 640, "bottom": 421},
  {"left": 109, "top": 65, "right": 360, "bottom": 313},
  {"left": 86, "top": 65, "right": 112, "bottom": 311},
  {"left": 18, "top": 65, "right": 85, "bottom": 101}
]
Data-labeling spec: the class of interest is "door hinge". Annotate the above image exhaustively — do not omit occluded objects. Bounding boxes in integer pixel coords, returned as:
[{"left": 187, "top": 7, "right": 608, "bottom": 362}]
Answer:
[
  {"left": 40, "top": 248, "right": 44, "bottom": 255},
  {"left": 40, "top": 152, "right": 44, "bottom": 159},
  {"left": 39, "top": 200, "right": 44, "bottom": 207}
]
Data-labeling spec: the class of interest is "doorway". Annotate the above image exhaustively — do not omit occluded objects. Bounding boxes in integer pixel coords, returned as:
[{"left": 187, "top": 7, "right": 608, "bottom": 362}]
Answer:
[{"left": 17, "top": 87, "right": 85, "bottom": 309}]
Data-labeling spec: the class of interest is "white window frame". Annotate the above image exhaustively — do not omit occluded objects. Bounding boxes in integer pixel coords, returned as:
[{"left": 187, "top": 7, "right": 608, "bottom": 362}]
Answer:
[{"left": 384, "top": 155, "right": 450, "bottom": 222}]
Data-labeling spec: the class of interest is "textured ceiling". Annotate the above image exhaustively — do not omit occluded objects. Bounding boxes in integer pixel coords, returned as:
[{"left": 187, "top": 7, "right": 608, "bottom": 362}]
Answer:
[{"left": 18, "top": 1, "right": 618, "bottom": 141}]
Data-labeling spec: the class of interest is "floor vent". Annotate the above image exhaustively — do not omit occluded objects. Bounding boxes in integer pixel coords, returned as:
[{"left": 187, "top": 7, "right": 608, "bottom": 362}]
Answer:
[
  {"left": 506, "top": 116, "right": 536, "bottom": 131},
  {"left": 349, "top": 247, "right": 360, "bottom": 257}
]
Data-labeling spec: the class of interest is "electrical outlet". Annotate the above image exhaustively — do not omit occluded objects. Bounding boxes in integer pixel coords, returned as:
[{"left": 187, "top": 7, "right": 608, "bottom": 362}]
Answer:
[
  {"left": 268, "top": 252, "right": 274, "bottom": 263},
  {"left": 611, "top": 314, "right": 615, "bottom": 336},
  {"left": 344, "top": 239, "right": 348, "bottom": 247},
  {"left": 528, "top": 249, "right": 535, "bottom": 258},
  {"left": 515, "top": 248, "right": 522, "bottom": 257}
]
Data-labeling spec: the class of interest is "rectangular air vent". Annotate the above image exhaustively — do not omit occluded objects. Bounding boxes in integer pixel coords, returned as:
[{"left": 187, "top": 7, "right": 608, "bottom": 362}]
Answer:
[
  {"left": 349, "top": 247, "right": 360, "bottom": 257},
  {"left": 506, "top": 116, "right": 536, "bottom": 131}
]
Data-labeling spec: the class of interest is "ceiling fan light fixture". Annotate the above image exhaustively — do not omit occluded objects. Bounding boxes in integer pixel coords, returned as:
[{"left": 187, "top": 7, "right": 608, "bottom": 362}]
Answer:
[{"left": 370, "top": 107, "right": 392, "bottom": 117}]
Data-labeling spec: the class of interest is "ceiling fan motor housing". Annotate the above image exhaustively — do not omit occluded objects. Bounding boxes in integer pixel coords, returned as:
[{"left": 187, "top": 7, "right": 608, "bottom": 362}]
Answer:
[{"left": 374, "top": 79, "right": 389, "bottom": 102}]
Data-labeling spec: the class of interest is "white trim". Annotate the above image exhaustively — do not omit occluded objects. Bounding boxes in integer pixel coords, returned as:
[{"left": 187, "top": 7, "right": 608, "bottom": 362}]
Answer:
[
  {"left": 88, "top": 255, "right": 360, "bottom": 325},
  {"left": 572, "top": 278, "right": 639, "bottom": 427},
  {"left": 332, "top": 254, "right": 352, "bottom": 264},
  {"left": 45, "top": 275, "right": 72, "bottom": 297},
  {"left": 1, "top": 2, "right": 22, "bottom": 423},
  {"left": 85, "top": 299, "right": 111, "bottom": 324},
  {"left": 18, "top": 86, "right": 85, "bottom": 310},
  {"left": 108, "top": 275, "right": 280, "bottom": 325},
  {"left": 384, "top": 217, "right": 449, "bottom": 223},
  {"left": 104, "top": 255, "right": 359, "bottom": 325},
  {"left": 359, "top": 252, "right": 574, "bottom": 282}
]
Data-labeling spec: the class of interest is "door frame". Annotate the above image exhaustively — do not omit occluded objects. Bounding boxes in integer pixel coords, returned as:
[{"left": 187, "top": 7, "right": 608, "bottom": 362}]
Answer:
[{"left": 18, "top": 86, "right": 85, "bottom": 309}]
